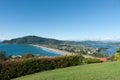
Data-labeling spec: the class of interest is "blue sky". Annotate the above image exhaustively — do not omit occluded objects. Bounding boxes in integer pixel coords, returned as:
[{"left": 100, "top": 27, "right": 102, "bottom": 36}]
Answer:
[{"left": 0, "top": 0, "right": 120, "bottom": 41}]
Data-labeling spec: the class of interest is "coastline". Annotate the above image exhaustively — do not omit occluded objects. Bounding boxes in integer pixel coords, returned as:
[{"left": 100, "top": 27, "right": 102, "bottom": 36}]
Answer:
[
  {"left": 30, "top": 45, "right": 97, "bottom": 58},
  {"left": 32, "top": 45, "right": 73, "bottom": 56},
  {"left": 32, "top": 45, "right": 94, "bottom": 57}
]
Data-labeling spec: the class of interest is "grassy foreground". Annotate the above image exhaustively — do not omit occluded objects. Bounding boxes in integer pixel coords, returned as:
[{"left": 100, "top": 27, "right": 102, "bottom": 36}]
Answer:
[{"left": 13, "top": 62, "right": 120, "bottom": 80}]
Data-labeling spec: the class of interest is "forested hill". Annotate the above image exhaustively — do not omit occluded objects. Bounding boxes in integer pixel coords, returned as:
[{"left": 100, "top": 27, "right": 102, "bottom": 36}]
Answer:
[
  {"left": 2, "top": 36, "right": 87, "bottom": 45},
  {"left": 3, "top": 35, "right": 118, "bottom": 46},
  {"left": 3, "top": 36, "right": 64, "bottom": 45}
]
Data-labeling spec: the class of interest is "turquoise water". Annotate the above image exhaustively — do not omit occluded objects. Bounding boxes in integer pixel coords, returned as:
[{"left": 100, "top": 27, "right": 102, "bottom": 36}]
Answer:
[{"left": 0, "top": 43, "right": 62, "bottom": 57}]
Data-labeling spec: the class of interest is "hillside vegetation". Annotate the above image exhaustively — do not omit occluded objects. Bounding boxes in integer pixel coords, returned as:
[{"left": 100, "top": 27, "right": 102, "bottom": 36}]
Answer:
[
  {"left": 3, "top": 35, "right": 113, "bottom": 46},
  {"left": 3, "top": 36, "right": 63, "bottom": 45},
  {"left": 13, "top": 62, "right": 120, "bottom": 80}
]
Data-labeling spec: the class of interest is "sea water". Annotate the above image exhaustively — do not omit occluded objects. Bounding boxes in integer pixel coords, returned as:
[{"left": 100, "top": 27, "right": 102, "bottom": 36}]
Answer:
[
  {"left": 0, "top": 43, "right": 117, "bottom": 57},
  {"left": 0, "top": 43, "right": 62, "bottom": 57}
]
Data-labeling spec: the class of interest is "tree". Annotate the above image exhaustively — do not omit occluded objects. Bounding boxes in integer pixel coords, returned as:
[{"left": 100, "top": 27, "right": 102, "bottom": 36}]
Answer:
[
  {"left": 117, "top": 48, "right": 120, "bottom": 52},
  {"left": 0, "top": 51, "right": 6, "bottom": 61},
  {"left": 23, "top": 53, "right": 34, "bottom": 58},
  {"left": 102, "top": 52, "right": 108, "bottom": 58},
  {"left": 110, "top": 55, "right": 115, "bottom": 61},
  {"left": 7, "top": 55, "right": 12, "bottom": 59},
  {"left": 114, "top": 48, "right": 120, "bottom": 61}
]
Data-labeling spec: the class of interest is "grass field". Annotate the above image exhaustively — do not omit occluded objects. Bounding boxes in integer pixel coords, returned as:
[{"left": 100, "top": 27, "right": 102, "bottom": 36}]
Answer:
[{"left": 13, "top": 62, "right": 120, "bottom": 80}]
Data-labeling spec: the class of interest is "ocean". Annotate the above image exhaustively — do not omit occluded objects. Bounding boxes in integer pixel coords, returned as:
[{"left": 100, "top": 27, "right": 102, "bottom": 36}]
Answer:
[
  {"left": 92, "top": 44, "right": 118, "bottom": 56},
  {"left": 0, "top": 43, "right": 62, "bottom": 57},
  {"left": 0, "top": 43, "right": 118, "bottom": 57}
]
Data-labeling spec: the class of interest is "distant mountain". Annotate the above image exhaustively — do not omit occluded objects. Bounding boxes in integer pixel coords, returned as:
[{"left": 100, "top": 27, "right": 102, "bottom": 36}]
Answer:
[
  {"left": 3, "top": 35, "right": 119, "bottom": 46},
  {"left": 3, "top": 36, "right": 64, "bottom": 45}
]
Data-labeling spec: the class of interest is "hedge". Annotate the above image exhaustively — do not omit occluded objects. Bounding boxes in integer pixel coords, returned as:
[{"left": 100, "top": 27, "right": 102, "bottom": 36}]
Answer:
[
  {"left": 85, "top": 58, "right": 103, "bottom": 64},
  {"left": 0, "top": 54, "right": 84, "bottom": 80}
]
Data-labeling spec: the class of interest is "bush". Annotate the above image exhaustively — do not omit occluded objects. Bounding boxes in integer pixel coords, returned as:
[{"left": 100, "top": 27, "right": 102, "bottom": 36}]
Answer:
[
  {"left": 0, "top": 51, "right": 6, "bottom": 61},
  {"left": 113, "top": 48, "right": 120, "bottom": 61},
  {"left": 0, "top": 54, "right": 84, "bottom": 80},
  {"left": 85, "top": 58, "right": 103, "bottom": 64},
  {"left": 110, "top": 55, "right": 115, "bottom": 61},
  {"left": 23, "top": 53, "right": 34, "bottom": 58}
]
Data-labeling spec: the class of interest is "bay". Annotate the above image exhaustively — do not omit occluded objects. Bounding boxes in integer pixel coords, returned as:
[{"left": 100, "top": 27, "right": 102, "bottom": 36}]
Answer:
[
  {"left": 0, "top": 43, "right": 118, "bottom": 57},
  {"left": 0, "top": 43, "right": 62, "bottom": 57},
  {"left": 92, "top": 44, "right": 118, "bottom": 56}
]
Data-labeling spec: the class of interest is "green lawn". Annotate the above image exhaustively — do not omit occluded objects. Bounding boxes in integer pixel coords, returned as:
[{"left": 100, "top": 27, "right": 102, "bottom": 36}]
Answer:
[{"left": 13, "top": 62, "right": 120, "bottom": 80}]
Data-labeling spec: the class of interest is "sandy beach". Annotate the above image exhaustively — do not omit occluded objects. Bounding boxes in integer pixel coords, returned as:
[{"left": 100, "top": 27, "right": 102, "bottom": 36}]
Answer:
[
  {"left": 32, "top": 45, "right": 73, "bottom": 56},
  {"left": 31, "top": 44, "right": 95, "bottom": 58}
]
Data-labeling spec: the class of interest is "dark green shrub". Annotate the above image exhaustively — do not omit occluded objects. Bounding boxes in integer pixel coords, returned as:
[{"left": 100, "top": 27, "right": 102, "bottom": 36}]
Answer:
[
  {"left": 23, "top": 53, "right": 34, "bottom": 58},
  {"left": 0, "top": 54, "right": 84, "bottom": 80},
  {"left": 85, "top": 58, "right": 103, "bottom": 64},
  {"left": 110, "top": 55, "right": 115, "bottom": 61},
  {"left": 0, "top": 51, "right": 6, "bottom": 61}
]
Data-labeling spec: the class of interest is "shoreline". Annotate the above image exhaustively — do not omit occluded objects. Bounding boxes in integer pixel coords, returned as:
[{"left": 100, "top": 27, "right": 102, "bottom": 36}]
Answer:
[
  {"left": 31, "top": 45, "right": 94, "bottom": 57},
  {"left": 32, "top": 45, "right": 73, "bottom": 56}
]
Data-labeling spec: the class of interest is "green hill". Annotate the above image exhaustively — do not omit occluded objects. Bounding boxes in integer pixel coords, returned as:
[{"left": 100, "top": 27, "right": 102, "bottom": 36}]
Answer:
[
  {"left": 13, "top": 62, "right": 120, "bottom": 80},
  {"left": 3, "top": 35, "right": 63, "bottom": 45},
  {"left": 3, "top": 35, "right": 111, "bottom": 46}
]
